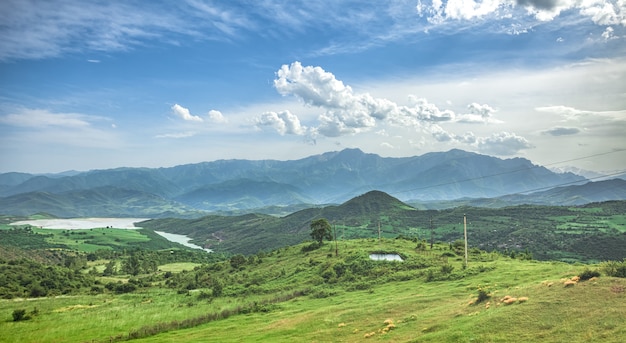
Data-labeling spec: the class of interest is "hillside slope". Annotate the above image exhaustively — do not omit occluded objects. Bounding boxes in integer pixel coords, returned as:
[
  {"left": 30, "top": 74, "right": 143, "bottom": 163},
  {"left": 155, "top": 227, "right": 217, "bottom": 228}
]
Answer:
[{"left": 140, "top": 192, "right": 626, "bottom": 262}]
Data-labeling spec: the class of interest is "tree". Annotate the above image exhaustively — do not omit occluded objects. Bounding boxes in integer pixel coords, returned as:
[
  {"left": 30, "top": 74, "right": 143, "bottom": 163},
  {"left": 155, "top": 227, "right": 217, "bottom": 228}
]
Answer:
[
  {"left": 103, "top": 260, "right": 117, "bottom": 276},
  {"left": 230, "top": 254, "right": 246, "bottom": 269},
  {"left": 310, "top": 218, "right": 332, "bottom": 245},
  {"left": 122, "top": 254, "right": 141, "bottom": 276}
]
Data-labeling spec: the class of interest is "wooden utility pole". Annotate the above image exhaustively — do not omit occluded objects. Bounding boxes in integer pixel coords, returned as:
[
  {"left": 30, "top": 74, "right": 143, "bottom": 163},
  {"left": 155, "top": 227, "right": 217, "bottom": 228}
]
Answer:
[{"left": 463, "top": 214, "right": 468, "bottom": 268}]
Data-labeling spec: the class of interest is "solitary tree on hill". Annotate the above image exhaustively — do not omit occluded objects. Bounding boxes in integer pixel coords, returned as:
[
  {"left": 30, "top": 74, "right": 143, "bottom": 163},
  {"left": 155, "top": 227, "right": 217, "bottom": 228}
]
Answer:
[{"left": 310, "top": 218, "right": 332, "bottom": 245}]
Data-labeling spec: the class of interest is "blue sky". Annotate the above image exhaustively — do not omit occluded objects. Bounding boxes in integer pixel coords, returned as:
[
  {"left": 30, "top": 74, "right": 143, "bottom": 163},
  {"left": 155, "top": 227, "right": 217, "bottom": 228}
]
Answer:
[{"left": 1, "top": 0, "right": 625, "bottom": 174}]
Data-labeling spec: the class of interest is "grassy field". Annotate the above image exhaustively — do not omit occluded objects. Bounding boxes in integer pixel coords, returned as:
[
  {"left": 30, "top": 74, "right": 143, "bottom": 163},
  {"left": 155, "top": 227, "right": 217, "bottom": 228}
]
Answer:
[
  {"left": 1, "top": 238, "right": 624, "bottom": 342},
  {"left": 33, "top": 227, "right": 152, "bottom": 251}
]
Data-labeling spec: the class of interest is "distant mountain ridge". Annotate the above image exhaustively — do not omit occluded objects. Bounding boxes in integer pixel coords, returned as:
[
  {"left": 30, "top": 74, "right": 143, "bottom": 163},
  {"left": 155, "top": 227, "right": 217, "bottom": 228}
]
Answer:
[{"left": 2, "top": 148, "right": 618, "bottom": 217}]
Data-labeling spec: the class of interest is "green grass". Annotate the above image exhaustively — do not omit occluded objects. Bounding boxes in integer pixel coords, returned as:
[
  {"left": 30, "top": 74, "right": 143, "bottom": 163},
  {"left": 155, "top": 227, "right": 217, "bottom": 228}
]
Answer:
[
  {"left": 33, "top": 228, "right": 151, "bottom": 251},
  {"left": 158, "top": 263, "right": 202, "bottom": 273},
  {"left": 1, "top": 239, "right": 624, "bottom": 342},
  {"left": 130, "top": 264, "right": 625, "bottom": 343}
]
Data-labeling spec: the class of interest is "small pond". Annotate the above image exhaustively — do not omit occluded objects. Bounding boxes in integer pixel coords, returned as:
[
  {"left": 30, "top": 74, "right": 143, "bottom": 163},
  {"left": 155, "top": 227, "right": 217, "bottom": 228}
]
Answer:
[{"left": 369, "top": 253, "right": 403, "bottom": 261}]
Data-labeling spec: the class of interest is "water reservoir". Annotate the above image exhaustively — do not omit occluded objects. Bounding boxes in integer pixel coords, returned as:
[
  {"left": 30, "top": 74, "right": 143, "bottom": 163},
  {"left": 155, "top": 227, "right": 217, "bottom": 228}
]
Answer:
[{"left": 369, "top": 253, "right": 403, "bottom": 261}]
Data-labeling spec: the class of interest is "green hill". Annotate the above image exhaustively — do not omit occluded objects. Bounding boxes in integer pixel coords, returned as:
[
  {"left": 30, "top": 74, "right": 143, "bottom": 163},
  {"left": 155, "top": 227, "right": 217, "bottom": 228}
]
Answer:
[
  {"left": 140, "top": 192, "right": 626, "bottom": 262},
  {"left": 1, "top": 238, "right": 624, "bottom": 342}
]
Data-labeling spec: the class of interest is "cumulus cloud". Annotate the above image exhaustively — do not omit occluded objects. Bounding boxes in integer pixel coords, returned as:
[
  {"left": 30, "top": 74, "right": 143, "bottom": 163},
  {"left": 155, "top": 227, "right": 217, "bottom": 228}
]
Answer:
[
  {"left": 256, "top": 110, "right": 307, "bottom": 135},
  {"left": 602, "top": 26, "right": 617, "bottom": 41},
  {"left": 271, "top": 62, "right": 465, "bottom": 138},
  {"left": 417, "top": 0, "right": 626, "bottom": 28},
  {"left": 171, "top": 104, "right": 203, "bottom": 122},
  {"left": 265, "top": 61, "right": 533, "bottom": 156},
  {"left": 443, "top": 0, "right": 504, "bottom": 20},
  {"left": 208, "top": 110, "right": 228, "bottom": 123},
  {"left": 541, "top": 126, "right": 581, "bottom": 136},
  {"left": 456, "top": 103, "right": 501, "bottom": 123},
  {"left": 476, "top": 131, "right": 534, "bottom": 155}
]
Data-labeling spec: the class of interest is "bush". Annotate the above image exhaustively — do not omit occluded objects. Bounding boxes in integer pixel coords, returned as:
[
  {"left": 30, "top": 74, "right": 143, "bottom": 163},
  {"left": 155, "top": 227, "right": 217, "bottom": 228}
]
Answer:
[
  {"left": 12, "top": 309, "right": 28, "bottom": 322},
  {"left": 475, "top": 286, "right": 491, "bottom": 304},
  {"left": 440, "top": 264, "right": 454, "bottom": 274},
  {"left": 601, "top": 259, "right": 626, "bottom": 278},
  {"left": 578, "top": 269, "right": 601, "bottom": 281},
  {"left": 301, "top": 242, "right": 321, "bottom": 253}
]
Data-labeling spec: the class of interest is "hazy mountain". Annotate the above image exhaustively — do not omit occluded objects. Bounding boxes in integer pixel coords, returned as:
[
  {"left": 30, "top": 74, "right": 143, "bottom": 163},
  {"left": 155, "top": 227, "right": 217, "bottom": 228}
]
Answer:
[
  {"left": 0, "top": 149, "right": 590, "bottom": 217},
  {"left": 549, "top": 166, "right": 626, "bottom": 181},
  {"left": 174, "top": 179, "right": 314, "bottom": 211},
  {"left": 0, "top": 187, "right": 196, "bottom": 218},
  {"left": 408, "top": 179, "right": 626, "bottom": 209}
]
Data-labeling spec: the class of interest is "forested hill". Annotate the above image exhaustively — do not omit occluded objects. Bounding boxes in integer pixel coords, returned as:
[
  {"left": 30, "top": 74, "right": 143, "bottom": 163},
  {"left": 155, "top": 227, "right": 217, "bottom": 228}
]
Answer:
[{"left": 139, "top": 191, "right": 626, "bottom": 263}]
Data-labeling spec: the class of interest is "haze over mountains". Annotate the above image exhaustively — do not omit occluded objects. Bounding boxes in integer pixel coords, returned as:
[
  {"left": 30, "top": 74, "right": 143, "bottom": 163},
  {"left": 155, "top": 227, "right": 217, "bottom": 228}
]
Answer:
[{"left": 1, "top": 148, "right": 625, "bottom": 217}]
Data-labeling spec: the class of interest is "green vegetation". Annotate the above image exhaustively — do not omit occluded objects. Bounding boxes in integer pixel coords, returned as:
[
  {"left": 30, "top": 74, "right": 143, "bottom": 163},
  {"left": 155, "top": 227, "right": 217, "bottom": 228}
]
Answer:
[
  {"left": 140, "top": 198, "right": 626, "bottom": 263},
  {"left": 1, "top": 238, "right": 625, "bottom": 342},
  {"left": 1, "top": 197, "right": 625, "bottom": 341},
  {"left": 310, "top": 218, "right": 332, "bottom": 245}
]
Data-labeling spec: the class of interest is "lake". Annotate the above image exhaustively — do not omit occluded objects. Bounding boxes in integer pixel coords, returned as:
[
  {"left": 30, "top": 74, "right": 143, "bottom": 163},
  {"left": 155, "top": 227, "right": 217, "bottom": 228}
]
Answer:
[
  {"left": 10, "top": 218, "right": 148, "bottom": 229},
  {"left": 10, "top": 217, "right": 211, "bottom": 252}
]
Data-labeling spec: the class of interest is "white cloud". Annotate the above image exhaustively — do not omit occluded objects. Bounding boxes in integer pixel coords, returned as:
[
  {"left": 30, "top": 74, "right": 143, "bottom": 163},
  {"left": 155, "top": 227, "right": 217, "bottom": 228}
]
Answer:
[
  {"left": 155, "top": 131, "right": 197, "bottom": 139},
  {"left": 268, "top": 61, "right": 532, "bottom": 156},
  {"left": 0, "top": 108, "right": 97, "bottom": 128},
  {"left": 579, "top": 0, "right": 626, "bottom": 26},
  {"left": 256, "top": 110, "right": 307, "bottom": 135},
  {"left": 535, "top": 105, "right": 626, "bottom": 122},
  {"left": 476, "top": 131, "right": 534, "bottom": 155},
  {"left": 417, "top": 0, "right": 626, "bottom": 28},
  {"left": 0, "top": 107, "right": 120, "bottom": 149},
  {"left": 1, "top": 0, "right": 623, "bottom": 63},
  {"left": 456, "top": 103, "right": 502, "bottom": 123},
  {"left": 171, "top": 104, "right": 203, "bottom": 122},
  {"left": 444, "top": 0, "right": 505, "bottom": 20},
  {"left": 208, "top": 110, "right": 228, "bottom": 123},
  {"left": 272, "top": 62, "right": 464, "bottom": 137},
  {"left": 602, "top": 26, "right": 617, "bottom": 41},
  {"left": 541, "top": 126, "right": 581, "bottom": 135}
]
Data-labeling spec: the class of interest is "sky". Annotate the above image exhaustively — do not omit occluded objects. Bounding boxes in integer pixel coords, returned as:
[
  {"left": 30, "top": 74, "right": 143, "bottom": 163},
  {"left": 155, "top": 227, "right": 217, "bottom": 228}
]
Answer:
[{"left": 0, "top": 0, "right": 625, "bottom": 174}]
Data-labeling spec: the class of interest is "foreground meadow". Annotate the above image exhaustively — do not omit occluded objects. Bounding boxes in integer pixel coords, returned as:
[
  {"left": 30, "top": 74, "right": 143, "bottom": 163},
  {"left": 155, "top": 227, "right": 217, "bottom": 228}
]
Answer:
[{"left": 2, "top": 238, "right": 625, "bottom": 342}]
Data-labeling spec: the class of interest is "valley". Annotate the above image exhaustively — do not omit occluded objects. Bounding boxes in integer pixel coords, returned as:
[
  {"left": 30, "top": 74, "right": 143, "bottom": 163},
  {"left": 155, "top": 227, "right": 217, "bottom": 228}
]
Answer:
[{"left": 1, "top": 149, "right": 625, "bottom": 342}]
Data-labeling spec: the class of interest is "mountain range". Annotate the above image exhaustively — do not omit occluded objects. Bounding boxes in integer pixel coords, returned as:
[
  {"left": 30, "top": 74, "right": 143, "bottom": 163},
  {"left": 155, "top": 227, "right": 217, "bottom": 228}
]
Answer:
[{"left": 1, "top": 148, "right": 624, "bottom": 217}]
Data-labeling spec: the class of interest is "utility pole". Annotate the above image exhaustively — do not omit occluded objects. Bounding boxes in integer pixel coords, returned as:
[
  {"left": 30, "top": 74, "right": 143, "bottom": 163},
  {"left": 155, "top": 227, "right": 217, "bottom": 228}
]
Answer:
[
  {"left": 463, "top": 214, "right": 468, "bottom": 268},
  {"left": 378, "top": 221, "right": 381, "bottom": 242}
]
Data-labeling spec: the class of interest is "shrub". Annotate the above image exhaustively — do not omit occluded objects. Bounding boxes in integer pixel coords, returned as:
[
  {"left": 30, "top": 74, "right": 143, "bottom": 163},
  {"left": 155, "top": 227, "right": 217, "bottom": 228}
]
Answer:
[
  {"left": 600, "top": 259, "right": 626, "bottom": 278},
  {"left": 475, "top": 286, "right": 491, "bottom": 304},
  {"left": 440, "top": 264, "right": 454, "bottom": 274},
  {"left": 12, "top": 309, "right": 28, "bottom": 322},
  {"left": 578, "top": 269, "right": 601, "bottom": 281}
]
